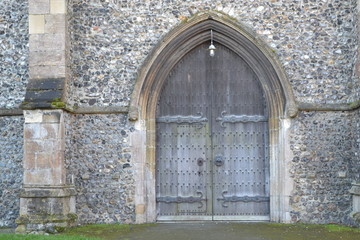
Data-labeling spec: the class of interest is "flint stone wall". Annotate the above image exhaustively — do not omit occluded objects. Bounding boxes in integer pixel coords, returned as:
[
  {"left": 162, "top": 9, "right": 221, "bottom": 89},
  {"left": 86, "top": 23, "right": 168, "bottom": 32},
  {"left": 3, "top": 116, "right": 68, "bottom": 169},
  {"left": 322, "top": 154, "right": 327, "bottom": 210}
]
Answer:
[
  {"left": 290, "top": 110, "right": 360, "bottom": 225},
  {"left": 0, "top": 0, "right": 27, "bottom": 227},
  {"left": 64, "top": 113, "right": 135, "bottom": 224},
  {"left": 0, "top": 116, "right": 24, "bottom": 227},
  {"left": 66, "top": 0, "right": 359, "bottom": 109},
  {"left": 0, "top": 0, "right": 28, "bottom": 109},
  {"left": 63, "top": 110, "right": 360, "bottom": 226}
]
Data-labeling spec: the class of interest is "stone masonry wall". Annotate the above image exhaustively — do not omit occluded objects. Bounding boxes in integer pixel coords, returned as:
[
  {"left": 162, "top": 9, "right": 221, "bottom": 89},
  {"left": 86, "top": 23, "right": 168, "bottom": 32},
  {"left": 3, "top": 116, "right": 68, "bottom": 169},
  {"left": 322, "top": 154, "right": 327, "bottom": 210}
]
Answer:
[
  {"left": 0, "top": 116, "right": 24, "bottom": 227},
  {"left": 354, "top": 110, "right": 360, "bottom": 184},
  {"left": 64, "top": 113, "right": 135, "bottom": 224},
  {"left": 289, "top": 110, "right": 360, "bottom": 226},
  {"left": 0, "top": 0, "right": 28, "bottom": 109},
  {"left": 0, "top": 0, "right": 359, "bottom": 228},
  {"left": 0, "top": 0, "right": 27, "bottom": 229},
  {"left": 66, "top": 0, "right": 358, "bottom": 108}
]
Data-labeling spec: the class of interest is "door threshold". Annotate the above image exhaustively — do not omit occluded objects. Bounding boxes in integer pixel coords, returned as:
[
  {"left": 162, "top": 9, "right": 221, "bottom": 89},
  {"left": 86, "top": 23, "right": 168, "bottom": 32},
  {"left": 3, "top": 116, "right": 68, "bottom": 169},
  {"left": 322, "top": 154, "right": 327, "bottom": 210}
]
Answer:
[{"left": 157, "top": 216, "right": 270, "bottom": 222}]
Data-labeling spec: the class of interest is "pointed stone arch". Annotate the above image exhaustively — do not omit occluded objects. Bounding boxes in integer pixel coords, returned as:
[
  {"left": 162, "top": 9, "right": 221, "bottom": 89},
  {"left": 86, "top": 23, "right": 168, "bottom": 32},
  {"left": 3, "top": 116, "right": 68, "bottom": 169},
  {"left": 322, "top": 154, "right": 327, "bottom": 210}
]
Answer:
[{"left": 129, "top": 11, "right": 297, "bottom": 223}]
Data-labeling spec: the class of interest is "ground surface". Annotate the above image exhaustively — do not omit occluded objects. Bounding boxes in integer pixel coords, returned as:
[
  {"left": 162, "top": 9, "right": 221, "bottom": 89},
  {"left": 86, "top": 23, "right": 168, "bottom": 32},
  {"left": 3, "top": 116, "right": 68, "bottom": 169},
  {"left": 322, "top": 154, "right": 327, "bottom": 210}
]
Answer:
[
  {"left": 63, "top": 222, "right": 360, "bottom": 240},
  {"left": 1, "top": 223, "right": 360, "bottom": 240}
]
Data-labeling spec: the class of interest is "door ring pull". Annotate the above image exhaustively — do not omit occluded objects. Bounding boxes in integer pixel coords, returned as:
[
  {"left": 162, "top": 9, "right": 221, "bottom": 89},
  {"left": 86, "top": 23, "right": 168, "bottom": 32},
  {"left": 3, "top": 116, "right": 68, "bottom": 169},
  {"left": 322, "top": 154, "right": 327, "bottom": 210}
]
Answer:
[{"left": 214, "top": 156, "right": 224, "bottom": 166}]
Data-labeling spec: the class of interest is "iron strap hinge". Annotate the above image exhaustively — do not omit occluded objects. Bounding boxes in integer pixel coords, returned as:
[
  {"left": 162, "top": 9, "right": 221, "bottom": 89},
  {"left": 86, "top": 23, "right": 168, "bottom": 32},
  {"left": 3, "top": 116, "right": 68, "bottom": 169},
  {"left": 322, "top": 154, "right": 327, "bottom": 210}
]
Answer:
[
  {"left": 156, "top": 113, "right": 208, "bottom": 128},
  {"left": 156, "top": 191, "right": 207, "bottom": 208},
  {"left": 216, "top": 111, "right": 267, "bottom": 127},
  {"left": 217, "top": 191, "right": 269, "bottom": 208}
]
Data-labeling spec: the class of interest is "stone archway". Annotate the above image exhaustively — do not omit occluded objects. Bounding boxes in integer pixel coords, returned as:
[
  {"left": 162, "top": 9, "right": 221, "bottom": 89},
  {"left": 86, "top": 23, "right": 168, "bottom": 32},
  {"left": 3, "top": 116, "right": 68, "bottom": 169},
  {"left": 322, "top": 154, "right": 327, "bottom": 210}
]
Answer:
[{"left": 129, "top": 11, "right": 297, "bottom": 223}]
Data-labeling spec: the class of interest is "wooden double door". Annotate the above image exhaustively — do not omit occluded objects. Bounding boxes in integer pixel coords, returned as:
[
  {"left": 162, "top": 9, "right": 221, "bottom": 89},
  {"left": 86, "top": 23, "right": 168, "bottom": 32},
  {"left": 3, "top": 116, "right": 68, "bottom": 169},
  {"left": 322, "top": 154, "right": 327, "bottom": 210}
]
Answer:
[{"left": 155, "top": 42, "right": 270, "bottom": 221}]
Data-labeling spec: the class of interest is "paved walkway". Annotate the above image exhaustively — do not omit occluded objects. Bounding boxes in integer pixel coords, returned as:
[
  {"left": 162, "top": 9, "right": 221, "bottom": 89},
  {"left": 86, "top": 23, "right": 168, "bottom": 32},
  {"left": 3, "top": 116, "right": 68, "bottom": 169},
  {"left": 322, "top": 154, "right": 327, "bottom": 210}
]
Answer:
[
  {"left": 103, "top": 222, "right": 360, "bottom": 240},
  {"left": 2, "top": 222, "right": 360, "bottom": 240}
]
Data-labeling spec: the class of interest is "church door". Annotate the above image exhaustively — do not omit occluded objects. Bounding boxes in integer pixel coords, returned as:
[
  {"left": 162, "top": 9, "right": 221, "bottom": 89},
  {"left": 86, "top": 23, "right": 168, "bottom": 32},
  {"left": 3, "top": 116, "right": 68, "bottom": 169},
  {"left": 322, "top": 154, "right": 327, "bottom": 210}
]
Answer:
[{"left": 156, "top": 42, "right": 270, "bottom": 221}]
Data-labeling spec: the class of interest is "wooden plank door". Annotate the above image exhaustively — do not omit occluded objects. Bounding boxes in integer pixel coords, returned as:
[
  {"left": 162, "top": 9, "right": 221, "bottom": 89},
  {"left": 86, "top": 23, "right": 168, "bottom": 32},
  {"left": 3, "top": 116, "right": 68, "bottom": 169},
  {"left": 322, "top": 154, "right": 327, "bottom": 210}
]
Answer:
[
  {"left": 210, "top": 45, "right": 269, "bottom": 220},
  {"left": 156, "top": 42, "right": 269, "bottom": 221},
  {"left": 156, "top": 44, "right": 213, "bottom": 220}
]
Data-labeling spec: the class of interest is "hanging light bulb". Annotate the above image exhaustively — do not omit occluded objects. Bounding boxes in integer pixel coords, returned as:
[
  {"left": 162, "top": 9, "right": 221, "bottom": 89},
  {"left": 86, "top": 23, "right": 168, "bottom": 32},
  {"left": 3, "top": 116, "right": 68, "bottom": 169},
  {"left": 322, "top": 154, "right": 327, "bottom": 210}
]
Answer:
[{"left": 208, "top": 29, "right": 216, "bottom": 57}]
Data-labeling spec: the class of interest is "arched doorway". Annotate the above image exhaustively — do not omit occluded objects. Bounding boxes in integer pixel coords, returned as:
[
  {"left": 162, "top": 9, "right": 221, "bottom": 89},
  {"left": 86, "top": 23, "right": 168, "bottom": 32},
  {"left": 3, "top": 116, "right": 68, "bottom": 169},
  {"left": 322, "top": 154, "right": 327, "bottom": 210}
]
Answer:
[
  {"left": 129, "top": 12, "right": 297, "bottom": 223},
  {"left": 156, "top": 43, "right": 270, "bottom": 221}
]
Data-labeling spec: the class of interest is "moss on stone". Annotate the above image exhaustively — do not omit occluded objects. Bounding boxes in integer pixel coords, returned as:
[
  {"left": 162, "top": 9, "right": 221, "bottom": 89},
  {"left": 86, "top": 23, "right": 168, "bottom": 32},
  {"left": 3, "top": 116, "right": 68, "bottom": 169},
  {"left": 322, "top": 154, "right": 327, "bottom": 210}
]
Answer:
[
  {"left": 51, "top": 99, "right": 66, "bottom": 109},
  {"left": 54, "top": 226, "right": 66, "bottom": 233},
  {"left": 324, "top": 224, "right": 360, "bottom": 232},
  {"left": 347, "top": 99, "right": 360, "bottom": 109}
]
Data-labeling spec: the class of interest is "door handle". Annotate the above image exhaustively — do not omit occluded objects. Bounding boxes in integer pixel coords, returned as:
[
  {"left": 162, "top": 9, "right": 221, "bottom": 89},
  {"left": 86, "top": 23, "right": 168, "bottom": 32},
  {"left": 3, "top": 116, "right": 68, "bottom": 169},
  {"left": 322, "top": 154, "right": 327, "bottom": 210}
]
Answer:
[{"left": 214, "top": 156, "right": 224, "bottom": 166}]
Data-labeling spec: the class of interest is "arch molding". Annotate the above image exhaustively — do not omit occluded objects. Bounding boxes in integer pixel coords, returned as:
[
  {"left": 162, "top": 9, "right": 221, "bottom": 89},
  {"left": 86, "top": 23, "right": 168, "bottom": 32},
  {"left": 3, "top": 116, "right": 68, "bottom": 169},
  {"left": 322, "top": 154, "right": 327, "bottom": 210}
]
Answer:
[{"left": 129, "top": 11, "right": 296, "bottom": 223}]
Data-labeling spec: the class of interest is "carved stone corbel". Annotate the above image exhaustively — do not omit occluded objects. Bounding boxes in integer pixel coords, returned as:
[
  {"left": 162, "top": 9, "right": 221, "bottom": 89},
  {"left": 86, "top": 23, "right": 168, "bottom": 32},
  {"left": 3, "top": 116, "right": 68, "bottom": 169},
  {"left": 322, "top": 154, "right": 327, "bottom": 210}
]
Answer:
[{"left": 286, "top": 103, "right": 298, "bottom": 118}]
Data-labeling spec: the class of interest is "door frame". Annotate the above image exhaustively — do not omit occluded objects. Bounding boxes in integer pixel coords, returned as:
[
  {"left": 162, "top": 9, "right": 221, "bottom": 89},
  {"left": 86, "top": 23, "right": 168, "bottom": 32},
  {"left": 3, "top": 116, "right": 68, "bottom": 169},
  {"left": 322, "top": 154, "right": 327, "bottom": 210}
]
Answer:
[{"left": 129, "top": 11, "right": 298, "bottom": 223}]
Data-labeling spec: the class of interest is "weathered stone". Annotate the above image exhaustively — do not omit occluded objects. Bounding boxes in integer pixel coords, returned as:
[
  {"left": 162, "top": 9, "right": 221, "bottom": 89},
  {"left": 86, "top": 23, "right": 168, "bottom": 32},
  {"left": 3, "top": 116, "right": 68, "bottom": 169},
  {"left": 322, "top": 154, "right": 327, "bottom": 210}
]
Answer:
[
  {"left": 29, "top": 34, "right": 66, "bottom": 51},
  {"left": 28, "top": 0, "right": 50, "bottom": 15},
  {"left": 18, "top": 110, "right": 75, "bottom": 231},
  {"left": 50, "top": 0, "right": 66, "bottom": 14},
  {"left": 29, "top": 15, "right": 45, "bottom": 34},
  {"left": 24, "top": 90, "right": 63, "bottom": 103},
  {"left": 26, "top": 78, "right": 65, "bottom": 90},
  {"left": 29, "top": 65, "right": 66, "bottom": 79},
  {"left": 44, "top": 14, "right": 66, "bottom": 34},
  {"left": 29, "top": 50, "right": 65, "bottom": 66}
]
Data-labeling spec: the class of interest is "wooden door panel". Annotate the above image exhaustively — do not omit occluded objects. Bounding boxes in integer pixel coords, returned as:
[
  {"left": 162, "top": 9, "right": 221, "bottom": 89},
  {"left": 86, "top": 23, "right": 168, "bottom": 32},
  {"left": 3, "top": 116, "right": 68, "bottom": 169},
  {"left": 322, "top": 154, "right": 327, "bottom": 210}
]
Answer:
[
  {"left": 156, "top": 122, "right": 211, "bottom": 216},
  {"left": 156, "top": 44, "right": 213, "bottom": 217},
  {"left": 210, "top": 45, "right": 269, "bottom": 217},
  {"left": 156, "top": 42, "right": 269, "bottom": 220}
]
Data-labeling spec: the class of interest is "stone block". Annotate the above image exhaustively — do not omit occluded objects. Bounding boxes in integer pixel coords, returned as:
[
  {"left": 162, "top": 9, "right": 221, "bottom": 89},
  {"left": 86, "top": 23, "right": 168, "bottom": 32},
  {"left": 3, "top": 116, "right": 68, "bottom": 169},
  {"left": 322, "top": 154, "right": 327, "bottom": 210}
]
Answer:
[
  {"left": 24, "top": 123, "right": 42, "bottom": 139},
  {"left": 51, "top": 166, "right": 66, "bottom": 185},
  {"left": 81, "top": 174, "right": 90, "bottom": 180},
  {"left": 41, "top": 123, "right": 59, "bottom": 139},
  {"left": 29, "top": 65, "right": 66, "bottom": 79},
  {"left": 25, "top": 139, "right": 43, "bottom": 153},
  {"left": 29, "top": 50, "right": 65, "bottom": 66},
  {"left": 25, "top": 139, "right": 62, "bottom": 153},
  {"left": 354, "top": 196, "right": 360, "bottom": 212},
  {"left": 35, "top": 151, "right": 63, "bottom": 172},
  {"left": 25, "top": 167, "right": 65, "bottom": 186},
  {"left": 24, "top": 153, "right": 36, "bottom": 170},
  {"left": 21, "top": 102, "right": 54, "bottom": 110},
  {"left": 17, "top": 186, "right": 77, "bottom": 232},
  {"left": 135, "top": 204, "right": 145, "bottom": 214},
  {"left": 29, "top": 15, "right": 45, "bottom": 34},
  {"left": 50, "top": 0, "right": 66, "bottom": 14},
  {"left": 350, "top": 183, "right": 360, "bottom": 195},
  {"left": 15, "top": 225, "right": 26, "bottom": 234},
  {"left": 29, "top": 0, "right": 50, "bottom": 14},
  {"left": 338, "top": 171, "right": 347, "bottom": 178},
  {"left": 43, "top": 111, "right": 62, "bottom": 123},
  {"left": 24, "top": 169, "right": 52, "bottom": 185},
  {"left": 54, "top": 151, "right": 65, "bottom": 169},
  {"left": 26, "top": 78, "right": 65, "bottom": 91},
  {"left": 45, "top": 14, "right": 66, "bottom": 33},
  {"left": 24, "top": 90, "right": 63, "bottom": 103},
  {"left": 36, "top": 152, "right": 54, "bottom": 169},
  {"left": 29, "top": 33, "right": 66, "bottom": 51},
  {"left": 24, "top": 110, "right": 44, "bottom": 123}
]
